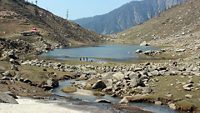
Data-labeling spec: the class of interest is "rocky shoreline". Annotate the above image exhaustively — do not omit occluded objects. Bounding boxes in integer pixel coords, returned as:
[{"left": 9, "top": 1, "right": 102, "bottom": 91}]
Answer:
[
  {"left": 0, "top": 37, "right": 199, "bottom": 112},
  {"left": 15, "top": 58, "right": 199, "bottom": 112}
]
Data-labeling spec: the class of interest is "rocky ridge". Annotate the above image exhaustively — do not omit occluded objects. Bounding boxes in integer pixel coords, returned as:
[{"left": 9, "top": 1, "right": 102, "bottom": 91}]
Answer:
[{"left": 75, "top": 0, "right": 186, "bottom": 34}]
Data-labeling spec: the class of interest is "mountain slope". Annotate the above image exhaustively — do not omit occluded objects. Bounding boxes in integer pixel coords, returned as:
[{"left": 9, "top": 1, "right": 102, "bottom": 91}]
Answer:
[
  {"left": 0, "top": 0, "right": 103, "bottom": 46},
  {"left": 75, "top": 0, "right": 186, "bottom": 34},
  {"left": 117, "top": 0, "right": 200, "bottom": 60}
]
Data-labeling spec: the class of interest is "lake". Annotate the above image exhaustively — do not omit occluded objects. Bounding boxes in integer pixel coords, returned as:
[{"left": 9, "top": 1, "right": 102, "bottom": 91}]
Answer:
[{"left": 43, "top": 44, "right": 158, "bottom": 62}]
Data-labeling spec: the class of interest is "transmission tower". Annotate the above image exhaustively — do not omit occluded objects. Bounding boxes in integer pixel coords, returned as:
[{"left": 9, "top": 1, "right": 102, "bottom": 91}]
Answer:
[
  {"left": 35, "top": 0, "right": 38, "bottom": 5},
  {"left": 66, "top": 9, "right": 69, "bottom": 20}
]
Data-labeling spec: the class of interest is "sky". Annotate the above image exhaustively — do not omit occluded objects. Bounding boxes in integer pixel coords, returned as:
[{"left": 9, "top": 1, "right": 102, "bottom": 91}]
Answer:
[{"left": 27, "top": 0, "right": 135, "bottom": 20}]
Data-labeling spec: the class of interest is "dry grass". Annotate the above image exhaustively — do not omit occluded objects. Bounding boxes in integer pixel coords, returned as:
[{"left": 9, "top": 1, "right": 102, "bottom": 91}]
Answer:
[{"left": 149, "top": 75, "right": 200, "bottom": 112}]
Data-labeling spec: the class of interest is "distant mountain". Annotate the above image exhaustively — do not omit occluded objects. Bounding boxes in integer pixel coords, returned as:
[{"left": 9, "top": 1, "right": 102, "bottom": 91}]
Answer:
[{"left": 75, "top": 0, "right": 186, "bottom": 34}]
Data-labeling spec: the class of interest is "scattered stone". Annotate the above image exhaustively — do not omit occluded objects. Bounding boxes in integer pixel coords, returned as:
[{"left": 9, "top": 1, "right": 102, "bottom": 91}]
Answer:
[
  {"left": 1, "top": 76, "right": 11, "bottom": 80},
  {"left": 135, "top": 49, "right": 143, "bottom": 53},
  {"left": 155, "top": 101, "right": 162, "bottom": 105},
  {"left": 0, "top": 92, "right": 18, "bottom": 104},
  {"left": 23, "top": 78, "right": 32, "bottom": 84},
  {"left": 166, "top": 93, "right": 173, "bottom": 98},
  {"left": 2, "top": 71, "right": 12, "bottom": 77},
  {"left": 185, "top": 94, "right": 193, "bottom": 99},
  {"left": 168, "top": 103, "right": 176, "bottom": 110},
  {"left": 92, "top": 80, "right": 107, "bottom": 90},
  {"left": 4, "top": 91, "right": 18, "bottom": 99},
  {"left": 140, "top": 41, "right": 150, "bottom": 46},
  {"left": 141, "top": 87, "right": 152, "bottom": 94},
  {"left": 175, "top": 49, "right": 186, "bottom": 52},
  {"left": 183, "top": 83, "right": 193, "bottom": 91},
  {"left": 95, "top": 99, "right": 111, "bottom": 104},
  {"left": 130, "top": 78, "right": 145, "bottom": 87},
  {"left": 119, "top": 96, "right": 129, "bottom": 104},
  {"left": 46, "top": 78, "right": 59, "bottom": 88},
  {"left": 112, "top": 72, "right": 124, "bottom": 80},
  {"left": 62, "top": 86, "right": 77, "bottom": 93}
]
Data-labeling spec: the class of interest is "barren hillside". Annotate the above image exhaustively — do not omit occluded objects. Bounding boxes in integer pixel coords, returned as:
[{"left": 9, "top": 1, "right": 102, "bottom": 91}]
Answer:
[
  {"left": 0, "top": 0, "right": 103, "bottom": 46},
  {"left": 118, "top": 0, "right": 200, "bottom": 60}
]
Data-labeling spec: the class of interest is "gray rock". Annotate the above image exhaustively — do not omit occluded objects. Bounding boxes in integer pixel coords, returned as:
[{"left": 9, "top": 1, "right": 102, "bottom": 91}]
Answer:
[
  {"left": 46, "top": 78, "right": 59, "bottom": 89},
  {"left": 4, "top": 91, "right": 18, "bottom": 99},
  {"left": 24, "top": 78, "right": 32, "bottom": 84},
  {"left": 119, "top": 96, "right": 129, "bottom": 104},
  {"left": 141, "top": 87, "right": 152, "bottom": 94},
  {"left": 175, "top": 49, "right": 186, "bottom": 52},
  {"left": 150, "top": 70, "right": 160, "bottom": 76},
  {"left": 143, "top": 50, "right": 154, "bottom": 56},
  {"left": 10, "top": 64, "right": 19, "bottom": 71},
  {"left": 155, "top": 101, "right": 162, "bottom": 105},
  {"left": 130, "top": 78, "right": 144, "bottom": 87},
  {"left": 185, "top": 94, "right": 193, "bottom": 99},
  {"left": 95, "top": 99, "right": 111, "bottom": 103},
  {"left": 140, "top": 41, "right": 150, "bottom": 46},
  {"left": 1, "top": 76, "right": 11, "bottom": 80},
  {"left": 0, "top": 92, "right": 18, "bottom": 104},
  {"left": 135, "top": 49, "right": 143, "bottom": 53},
  {"left": 92, "top": 80, "right": 107, "bottom": 90},
  {"left": 183, "top": 83, "right": 193, "bottom": 91},
  {"left": 168, "top": 103, "right": 176, "bottom": 110},
  {"left": 112, "top": 72, "right": 124, "bottom": 80},
  {"left": 0, "top": 80, "right": 8, "bottom": 84},
  {"left": 2, "top": 71, "right": 12, "bottom": 77}
]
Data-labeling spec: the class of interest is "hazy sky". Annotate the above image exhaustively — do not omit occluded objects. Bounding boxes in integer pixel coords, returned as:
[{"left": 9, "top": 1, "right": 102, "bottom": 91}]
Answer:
[{"left": 27, "top": 0, "right": 135, "bottom": 20}]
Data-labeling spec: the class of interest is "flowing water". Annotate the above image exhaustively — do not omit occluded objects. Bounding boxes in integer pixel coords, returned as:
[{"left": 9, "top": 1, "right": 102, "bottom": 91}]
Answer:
[{"left": 52, "top": 80, "right": 179, "bottom": 113}]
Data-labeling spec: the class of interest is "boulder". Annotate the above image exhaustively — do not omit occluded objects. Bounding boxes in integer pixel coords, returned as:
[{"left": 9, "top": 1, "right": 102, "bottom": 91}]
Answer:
[
  {"left": 46, "top": 78, "right": 59, "bottom": 88},
  {"left": 62, "top": 86, "right": 77, "bottom": 93},
  {"left": 0, "top": 80, "right": 8, "bottom": 84},
  {"left": 183, "top": 83, "right": 193, "bottom": 91},
  {"left": 141, "top": 87, "right": 152, "bottom": 94},
  {"left": 101, "top": 72, "right": 114, "bottom": 79},
  {"left": 135, "top": 49, "right": 143, "bottom": 53},
  {"left": 4, "top": 91, "right": 18, "bottom": 99},
  {"left": 155, "top": 101, "right": 162, "bottom": 105},
  {"left": 185, "top": 94, "right": 193, "bottom": 99},
  {"left": 95, "top": 99, "right": 111, "bottom": 104},
  {"left": 1, "top": 76, "right": 11, "bottom": 80},
  {"left": 175, "top": 49, "right": 186, "bottom": 52},
  {"left": 2, "top": 71, "right": 12, "bottom": 77},
  {"left": 168, "top": 103, "right": 176, "bottom": 110},
  {"left": 0, "top": 92, "right": 18, "bottom": 104},
  {"left": 119, "top": 96, "right": 129, "bottom": 104},
  {"left": 92, "top": 80, "right": 107, "bottom": 90},
  {"left": 140, "top": 41, "right": 150, "bottom": 46},
  {"left": 23, "top": 78, "right": 32, "bottom": 84},
  {"left": 130, "top": 78, "right": 144, "bottom": 87},
  {"left": 7, "top": 50, "right": 18, "bottom": 59},
  {"left": 112, "top": 72, "right": 124, "bottom": 80}
]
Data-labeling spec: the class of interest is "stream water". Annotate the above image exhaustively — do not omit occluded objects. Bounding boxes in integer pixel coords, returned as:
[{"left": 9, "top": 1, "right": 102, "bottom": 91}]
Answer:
[{"left": 52, "top": 80, "right": 179, "bottom": 113}]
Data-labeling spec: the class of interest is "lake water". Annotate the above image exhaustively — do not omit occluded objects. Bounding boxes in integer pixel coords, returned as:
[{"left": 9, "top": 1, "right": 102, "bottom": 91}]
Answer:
[{"left": 43, "top": 44, "right": 158, "bottom": 62}]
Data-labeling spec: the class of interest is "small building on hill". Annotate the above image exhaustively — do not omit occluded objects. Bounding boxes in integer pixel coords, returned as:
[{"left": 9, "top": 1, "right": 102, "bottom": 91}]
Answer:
[{"left": 21, "top": 27, "right": 40, "bottom": 36}]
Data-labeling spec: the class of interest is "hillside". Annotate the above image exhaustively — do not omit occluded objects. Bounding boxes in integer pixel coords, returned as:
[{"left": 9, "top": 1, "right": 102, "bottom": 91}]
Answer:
[
  {"left": 0, "top": 0, "right": 103, "bottom": 47},
  {"left": 117, "top": 0, "right": 200, "bottom": 60},
  {"left": 75, "top": 0, "right": 186, "bottom": 34}
]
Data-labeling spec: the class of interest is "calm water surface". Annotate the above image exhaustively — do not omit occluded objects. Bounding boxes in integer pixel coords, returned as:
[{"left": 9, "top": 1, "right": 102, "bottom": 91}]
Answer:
[{"left": 43, "top": 44, "right": 158, "bottom": 62}]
